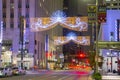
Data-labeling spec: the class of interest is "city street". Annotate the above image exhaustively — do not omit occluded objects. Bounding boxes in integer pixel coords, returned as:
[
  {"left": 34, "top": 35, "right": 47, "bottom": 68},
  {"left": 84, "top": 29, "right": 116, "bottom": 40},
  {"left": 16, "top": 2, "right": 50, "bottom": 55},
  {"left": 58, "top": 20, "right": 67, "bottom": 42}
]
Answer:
[{"left": 0, "top": 70, "right": 92, "bottom": 80}]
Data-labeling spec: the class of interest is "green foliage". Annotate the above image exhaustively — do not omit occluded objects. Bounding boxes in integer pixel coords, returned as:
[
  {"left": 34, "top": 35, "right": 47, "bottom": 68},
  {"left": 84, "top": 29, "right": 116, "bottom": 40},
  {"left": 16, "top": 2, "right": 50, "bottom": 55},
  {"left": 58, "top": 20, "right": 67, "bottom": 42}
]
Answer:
[
  {"left": 88, "top": 51, "right": 96, "bottom": 69},
  {"left": 92, "top": 72, "right": 102, "bottom": 80}
]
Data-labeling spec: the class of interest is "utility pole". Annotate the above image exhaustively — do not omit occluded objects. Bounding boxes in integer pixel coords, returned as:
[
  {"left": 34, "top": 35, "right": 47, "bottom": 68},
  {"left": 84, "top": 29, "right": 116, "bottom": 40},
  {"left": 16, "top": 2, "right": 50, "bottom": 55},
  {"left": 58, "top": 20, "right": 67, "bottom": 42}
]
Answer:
[{"left": 20, "top": 16, "right": 24, "bottom": 69}]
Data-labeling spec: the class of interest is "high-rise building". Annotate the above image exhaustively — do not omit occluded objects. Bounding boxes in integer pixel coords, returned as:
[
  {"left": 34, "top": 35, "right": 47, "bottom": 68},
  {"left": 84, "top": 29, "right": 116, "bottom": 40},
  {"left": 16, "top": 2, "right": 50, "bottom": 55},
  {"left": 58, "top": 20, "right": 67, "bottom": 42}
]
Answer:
[
  {"left": 0, "top": 0, "right": 64, "bottom": 69},
  {"left": 0, "top": 0, "right": 35, "bottom": 69}
]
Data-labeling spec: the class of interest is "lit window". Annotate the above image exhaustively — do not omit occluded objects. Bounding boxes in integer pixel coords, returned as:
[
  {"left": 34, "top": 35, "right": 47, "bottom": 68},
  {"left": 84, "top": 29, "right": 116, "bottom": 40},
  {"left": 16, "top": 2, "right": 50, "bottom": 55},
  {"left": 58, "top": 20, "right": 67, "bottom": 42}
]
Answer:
[
  {"left": 40, "top": 3, "right": 42, "bottom": 7},
  {"left": 10, "top": 3, "right": 14, "bottom": 9}
]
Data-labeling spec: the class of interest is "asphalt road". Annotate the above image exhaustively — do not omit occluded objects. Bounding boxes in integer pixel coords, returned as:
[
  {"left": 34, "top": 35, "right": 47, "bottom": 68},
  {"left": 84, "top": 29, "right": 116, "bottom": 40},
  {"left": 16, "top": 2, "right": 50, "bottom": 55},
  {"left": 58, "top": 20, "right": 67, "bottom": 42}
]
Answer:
[{"left": 0, "top": 70, "right": 92, "bottom": 80}]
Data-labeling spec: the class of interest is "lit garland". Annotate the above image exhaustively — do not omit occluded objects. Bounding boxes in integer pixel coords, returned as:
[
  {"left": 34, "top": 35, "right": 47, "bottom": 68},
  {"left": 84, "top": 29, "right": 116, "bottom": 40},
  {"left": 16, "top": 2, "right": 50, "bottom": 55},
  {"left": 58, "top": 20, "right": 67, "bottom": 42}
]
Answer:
[
  {"left": 30, "top": 11, "right": 88, "bottom": 31},
  {"left": 54, "top": 36, "right": 90, "bottom": 46}
]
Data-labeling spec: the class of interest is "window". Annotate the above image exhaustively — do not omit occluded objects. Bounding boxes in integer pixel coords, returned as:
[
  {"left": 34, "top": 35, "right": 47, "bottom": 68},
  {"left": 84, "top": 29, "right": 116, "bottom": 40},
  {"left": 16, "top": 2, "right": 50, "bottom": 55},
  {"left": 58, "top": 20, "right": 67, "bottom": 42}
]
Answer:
[
  {"left": 18, "top": 0, "right": 22, "bottom": 8},
  {"left": 26, "top": 14, "right": 29, "bottom": 18},
  {"left": 18, "top": 23, "right": 20, "bottom": 28},
  {"left": 10, "top": 18, "right": 14, "bottom": 28},
  {"left": 112, "top": 8, "right": 117, "bottom": 10},
  {"left": 26, "top": 24, "right": 29, "bottom": 28},
  {"left": 10, "top": 3, "right": 14, "bottom": 9},
  {"left": 3, "top": 13, "right": 6, "bottom": 18},
  {"left": 113, "top": 3, "right": 117, "bottom": 6},
  {"left": 2, "top": 0, "right": 6, "bottom": 8},
  {"left": 18, "top": 9, "right": 22, "bottom": 18},
  {"left": 26, "top": 0, "right": 29, "bottom": 8},
  {"left": 26, "top": 8, "right": 29, "bottom": 18},
  {"left": 35, "top": 40, "right": 37, "bottom": 45},
  {"left": 3, "top": 20, "right": 6, "bottom": 29},
  {"left": 3, "top": 4, "right": 6, "bottom": 8},
  {"left": 10, "top": 13, "right": 14, "bottom": 18},
  {"left": 18, "top": 4, "right": 21, "bottom": 8},
  {"left": 106, "top": 3, "right": 110, "bottom": 6},
  {"left": 10, "top": 23, "right": 14, "bottom": 28},
  {"left": 26, "top": 3, "right": 29, "bottom": 8},
  {"left": 26, "top": 18, "right": 29, "bottom": 28}
]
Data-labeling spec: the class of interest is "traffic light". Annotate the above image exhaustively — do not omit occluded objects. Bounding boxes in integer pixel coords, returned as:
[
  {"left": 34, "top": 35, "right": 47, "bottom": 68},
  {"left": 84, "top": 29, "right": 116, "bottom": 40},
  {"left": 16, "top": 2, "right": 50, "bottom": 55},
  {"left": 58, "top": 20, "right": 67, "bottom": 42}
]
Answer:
[{"left": 79, "top": 53, "right": 86, "bottom": 58}]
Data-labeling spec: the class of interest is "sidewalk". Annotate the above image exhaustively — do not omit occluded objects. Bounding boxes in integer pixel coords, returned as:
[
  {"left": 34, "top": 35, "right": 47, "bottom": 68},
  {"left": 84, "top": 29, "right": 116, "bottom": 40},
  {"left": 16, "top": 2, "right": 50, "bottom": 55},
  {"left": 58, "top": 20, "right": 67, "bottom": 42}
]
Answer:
[{"left": 102, "top": 72, "right": 120, "bottom": 80}]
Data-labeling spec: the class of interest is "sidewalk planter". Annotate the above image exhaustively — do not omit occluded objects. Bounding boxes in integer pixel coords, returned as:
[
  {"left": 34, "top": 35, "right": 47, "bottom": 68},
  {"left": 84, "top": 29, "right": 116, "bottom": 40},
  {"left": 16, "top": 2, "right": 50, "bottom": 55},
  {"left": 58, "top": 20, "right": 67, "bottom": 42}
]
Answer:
[{"left": 92, "top": 72, "right": 102, "bottom": 80}]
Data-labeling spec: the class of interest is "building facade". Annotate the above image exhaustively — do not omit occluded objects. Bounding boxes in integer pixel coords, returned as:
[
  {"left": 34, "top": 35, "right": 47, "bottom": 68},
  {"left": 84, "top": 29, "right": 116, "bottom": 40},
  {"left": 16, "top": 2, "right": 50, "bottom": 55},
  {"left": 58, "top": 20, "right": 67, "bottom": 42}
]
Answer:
[
  {"left": 0, "top": 0, "right": 35, "bottom": 69},
  {"left": 33, "top": 0, "right": 64, "bottom": 69},
  {"left": 101, "top": 10, "right": 120, "bottom": 72},
  {"left": 104, "top": 0, "right": 120, "bottom": 10}
]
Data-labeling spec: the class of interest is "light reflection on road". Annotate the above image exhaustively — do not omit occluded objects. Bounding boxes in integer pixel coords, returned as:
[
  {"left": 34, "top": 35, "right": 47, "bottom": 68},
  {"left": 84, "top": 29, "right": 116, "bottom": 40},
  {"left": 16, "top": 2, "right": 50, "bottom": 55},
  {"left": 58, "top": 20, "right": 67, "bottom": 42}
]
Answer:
[{"left": 0, "top": 70, "right": 92, "bottom": 80}]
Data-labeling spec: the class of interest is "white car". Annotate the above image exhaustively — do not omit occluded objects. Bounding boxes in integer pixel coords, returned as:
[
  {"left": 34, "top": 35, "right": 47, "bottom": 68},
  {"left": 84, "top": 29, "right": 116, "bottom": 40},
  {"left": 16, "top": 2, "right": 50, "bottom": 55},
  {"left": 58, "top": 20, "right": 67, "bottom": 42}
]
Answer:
[{"left": 0, "top": 67, "right": 12, "bottom": 77}]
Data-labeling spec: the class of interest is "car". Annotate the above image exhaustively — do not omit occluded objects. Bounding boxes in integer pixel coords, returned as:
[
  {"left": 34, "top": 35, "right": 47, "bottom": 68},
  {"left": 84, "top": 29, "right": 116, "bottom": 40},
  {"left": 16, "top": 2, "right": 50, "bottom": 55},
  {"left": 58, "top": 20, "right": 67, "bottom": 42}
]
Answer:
[
  {"left": 0, "top": 68, "right": 5, "bottom": 77},
  {"left": 0, "top": 67, "right": 12, "bottom": 77},
  {"left": 18, "top": 67, "right": 26, "bottom": 75},
  {"left": 12, "top": 67, "right": 20, "bottom": 75},
  {"left": 12, "top": 67, "right": 26, "bottom": 75}
]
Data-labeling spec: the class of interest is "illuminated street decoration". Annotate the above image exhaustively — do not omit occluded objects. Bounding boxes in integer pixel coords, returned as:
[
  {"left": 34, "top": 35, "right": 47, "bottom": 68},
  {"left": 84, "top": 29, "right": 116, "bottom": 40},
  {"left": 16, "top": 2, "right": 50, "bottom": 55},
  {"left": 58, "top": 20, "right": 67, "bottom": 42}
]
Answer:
[
  {"left": 54, "top": 36, "right": 90, "bottom": 46},
  {"left": 30, "top": 11, "right": 88, "bottom": 31},
  {"left": 50, "top": 10, "right": 67, "bottom": 22},
  {"left": 66, "top": 32, "right": 77, "bottom": 40}
]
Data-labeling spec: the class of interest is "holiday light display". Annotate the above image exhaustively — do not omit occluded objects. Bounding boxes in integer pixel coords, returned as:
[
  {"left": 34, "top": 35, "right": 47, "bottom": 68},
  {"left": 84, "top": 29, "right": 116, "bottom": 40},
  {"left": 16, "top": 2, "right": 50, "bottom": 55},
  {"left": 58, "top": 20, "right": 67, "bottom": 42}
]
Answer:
[
  {"left": 30, "top": 11, "right": 88, "bottom": 31},
  {"left": 54, "top": 36, "right": 90, "bottom": 45}
]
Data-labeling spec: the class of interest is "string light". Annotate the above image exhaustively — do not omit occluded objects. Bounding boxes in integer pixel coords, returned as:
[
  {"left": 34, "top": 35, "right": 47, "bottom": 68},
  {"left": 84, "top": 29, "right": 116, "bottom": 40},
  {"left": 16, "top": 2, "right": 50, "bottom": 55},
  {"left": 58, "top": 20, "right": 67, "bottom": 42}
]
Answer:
[
  {"left": 30, "top": 11, "right": 88, "bottom": 31},
  {"left": 54, "top": 36, "right": 90, "bottom": 46}
]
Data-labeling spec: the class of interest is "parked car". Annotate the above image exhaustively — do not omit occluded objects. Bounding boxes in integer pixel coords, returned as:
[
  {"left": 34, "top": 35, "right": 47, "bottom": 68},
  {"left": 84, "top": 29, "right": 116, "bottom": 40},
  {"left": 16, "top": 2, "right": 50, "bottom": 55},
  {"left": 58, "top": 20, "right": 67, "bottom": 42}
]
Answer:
[
  {"left": 18, "top": 67, "right": 26, "bottom": 75},
  {"left": 12, "top": 67, "right": 26, "bottom": 75},
  {"left": 0, "top": 68, "right": 5, "bottom": 77},
  {"left": 0, "top": 67, "right": 12, "bottom": 77}
]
